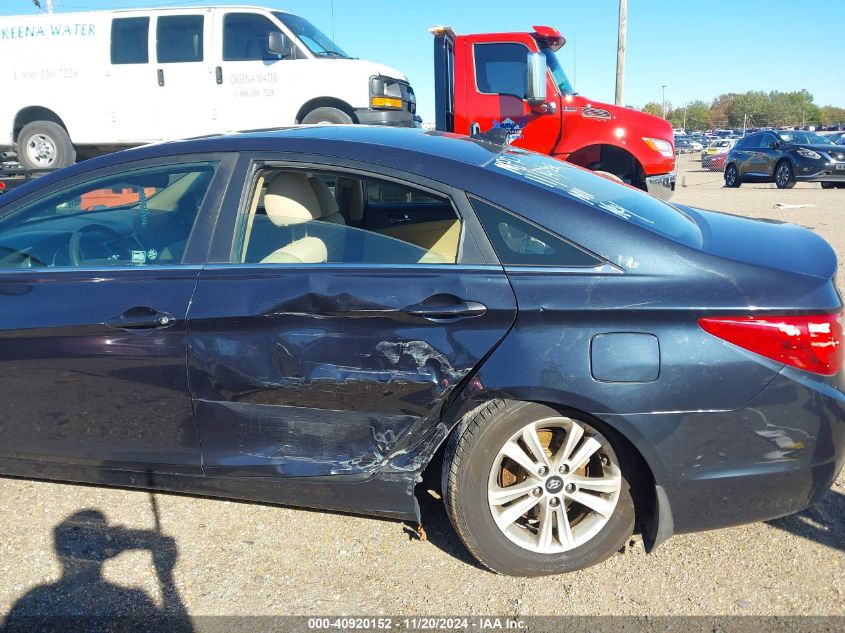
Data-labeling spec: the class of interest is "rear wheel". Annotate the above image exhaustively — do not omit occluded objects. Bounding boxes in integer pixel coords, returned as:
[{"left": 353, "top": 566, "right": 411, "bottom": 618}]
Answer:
[
  {"left": 775, "top": 161, "right": 796, "bottom": 189},
  {"left": 301, "top": 107, "right": 354, "bottom": 125},
  {"left": 821, "top": 182, "right": 835, "bottom": 189},
  {"left": 725, "top": 164, "right": 741, "bottom": 188},
  {"left": 16, "top": 121, "right": 75, "bottom": 170},
  {"left": 442, "top": 400, "right": 635, "bottom": 576}
]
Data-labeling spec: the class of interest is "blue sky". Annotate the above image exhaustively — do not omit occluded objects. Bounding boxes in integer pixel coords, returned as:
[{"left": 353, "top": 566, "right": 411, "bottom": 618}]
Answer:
[{"left": 6, "top": 0, "right": 845, "bottom": 122}]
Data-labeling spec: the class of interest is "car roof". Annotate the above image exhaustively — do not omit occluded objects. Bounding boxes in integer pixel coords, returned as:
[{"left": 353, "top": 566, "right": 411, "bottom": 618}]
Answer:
[{"left": 8, "top": 127, "right": 505, "bottom": 198}]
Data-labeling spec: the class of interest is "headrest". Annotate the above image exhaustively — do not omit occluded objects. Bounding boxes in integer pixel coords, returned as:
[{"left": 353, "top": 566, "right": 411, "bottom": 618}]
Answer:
[
  {"left": 308, "top": 176, "right": 340, "bottom": 215},
  {"left": 264, "top": 172, "right": 322, "bottom": 226}
]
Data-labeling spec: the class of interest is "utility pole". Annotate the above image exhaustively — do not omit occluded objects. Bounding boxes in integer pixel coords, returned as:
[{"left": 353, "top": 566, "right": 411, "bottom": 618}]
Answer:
[
  {"left": 661, "top": 85, "right": 667, "bottom": 118},
  {"left": 614, "top": 0, "right": 627, "bottom": 106},
  {"left": 45, "top": 0, "right": 55, "bottom": 13}
]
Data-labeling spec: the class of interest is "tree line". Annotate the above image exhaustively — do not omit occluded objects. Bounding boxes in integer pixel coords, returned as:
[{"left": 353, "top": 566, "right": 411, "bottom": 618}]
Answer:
[{"left": 640, "top": 90, "right": 845, "bottom": 130}]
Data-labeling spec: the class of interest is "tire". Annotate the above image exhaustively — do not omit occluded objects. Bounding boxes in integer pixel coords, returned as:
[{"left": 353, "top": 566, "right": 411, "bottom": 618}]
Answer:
[
  {"left": 442, "top": 400, "right": 636, "bottom": 576},
  {"left": 724, "top": 163, "right": 741, "bottom": 188},
  {"left": 821, "top": 182, "right": 835, "bottom": 189},
  {"left": 301, "top": 107, "right": 354, "bottom": 125},
  {"left": 16, "top": 121, "right": 75, "bottom": 170},
  {"left": 774, "top": 160, "right": 796, "bottom": 189}
]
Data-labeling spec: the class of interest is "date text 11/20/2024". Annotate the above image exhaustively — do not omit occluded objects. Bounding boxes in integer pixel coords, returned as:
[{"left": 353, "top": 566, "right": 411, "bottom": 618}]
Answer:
[{"left": 307, "top": 618, "right": 527, "bottom": 630}]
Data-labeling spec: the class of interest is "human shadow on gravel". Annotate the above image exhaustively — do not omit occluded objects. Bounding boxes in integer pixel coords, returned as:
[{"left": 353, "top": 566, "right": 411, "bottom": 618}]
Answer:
[
  {"left": 767, "top": 489, "right": 845, "bottom": 554},
  {"left": 2, "top": 505, "right": 193, "bottom": 633}
]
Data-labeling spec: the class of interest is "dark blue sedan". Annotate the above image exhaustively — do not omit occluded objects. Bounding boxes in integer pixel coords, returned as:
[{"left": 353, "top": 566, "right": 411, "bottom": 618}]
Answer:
[{"left": 0, "top": 126, "right": 842, "bottom": 576}]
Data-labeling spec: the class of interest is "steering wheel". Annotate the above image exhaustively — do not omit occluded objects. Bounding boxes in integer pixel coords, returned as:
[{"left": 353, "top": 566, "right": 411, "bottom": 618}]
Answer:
[{"left": 69, "top": 224, "right": 138, "bottom": 267}]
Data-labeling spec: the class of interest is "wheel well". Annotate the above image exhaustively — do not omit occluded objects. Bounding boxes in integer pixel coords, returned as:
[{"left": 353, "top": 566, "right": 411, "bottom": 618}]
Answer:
[
  {"left": 420, "top": 398, "right": 659, "bottom": 545},
  {"left": 295, "top": 98, "right": 357, "bottom": 124},
  {"left": 567, "top": 144, "right": 646, "bottom": 190},
  {"left": 13, "top": 107, "right": 69, "bottom": 143}
]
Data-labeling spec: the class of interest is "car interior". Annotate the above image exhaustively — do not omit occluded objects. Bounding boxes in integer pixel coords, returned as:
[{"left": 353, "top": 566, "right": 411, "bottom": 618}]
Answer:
[
  {"left": 0, "top": 163, "right": 216, "bottom": 268},
  {"left": 238, "top": 169, "right": 463, "bottom": 265}
]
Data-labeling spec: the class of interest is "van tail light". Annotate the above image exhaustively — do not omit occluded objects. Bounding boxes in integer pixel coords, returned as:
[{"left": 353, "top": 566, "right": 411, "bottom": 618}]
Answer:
[{"left": 699, "top": 313, "right": 844, "bottom": 376}]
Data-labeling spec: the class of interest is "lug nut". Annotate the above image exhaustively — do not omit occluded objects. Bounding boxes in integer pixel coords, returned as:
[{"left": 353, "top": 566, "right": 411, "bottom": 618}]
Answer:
[
  {"left": 559, "top": 464, "right": 570, "bottom": 474},
  {"left": 565, "top": 483, "right": 576, "bottom": 493},
  {"left": 537, "top": 466, "right": 548, "bottom": 476},
  {"left": 549, "top": 497, "right": 560, "bottom": 507},
  {"left": 532, "top": 487, "right": 543, "bottom": 497},
  {"left": 600, "top": 454, "right": 610, "bottom": 466}
]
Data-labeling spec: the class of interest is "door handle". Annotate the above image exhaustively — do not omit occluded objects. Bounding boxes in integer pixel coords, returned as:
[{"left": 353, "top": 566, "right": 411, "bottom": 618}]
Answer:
[
  {"left": 402, "top": 299, "right": 487, "bottom": 321},
  {"left": 215, "top": 66, "right": 223, "bottom": 85},
  {"left": 106, "top": 307, "right": 175, "bottom": 331},
  {"left": 387, "top": 213, "right": 412, "bottom": 225},
  {"left": 158, "top": 69, "right": 165, "bottom": 87}
]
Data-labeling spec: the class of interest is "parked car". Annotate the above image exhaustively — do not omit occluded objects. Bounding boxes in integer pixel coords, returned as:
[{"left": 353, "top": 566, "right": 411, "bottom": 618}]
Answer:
[
  {"left": 701, "top": 151, "right": 727, "bottom": 172},
  {"left": 0, "top": 127, "right": 842, "bottom": 576},
  {"left": 674, "top": 138, "right": 695, "bottom": 155},
  {"left": 724, "top": 130, "right": 845, "bottom": 189},
  {"left": 701, "top": 138, "right": 736, "bottom": 161}
]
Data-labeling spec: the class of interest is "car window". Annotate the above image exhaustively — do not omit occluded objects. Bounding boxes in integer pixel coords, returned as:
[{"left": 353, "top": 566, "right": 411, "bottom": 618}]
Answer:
[
  {"left": 487, "top": 149, "right": 702, "bottom": 248},
  {"left": 236, "top": 170, "right": 462, "bottom": 265},
  {"left": 157, "top": 15, "right": 204, "bottom": 63},
  {"left": 0, "top": 162, "right": 217, "bottom": 268},
  {"left": 470, "top": 197, "right": 602, "bottom": 267},
  {"left": 474, "top": 43, "right": 528, "bottom": 98},
  {"left": 760, "top": 134, "right": 778, "bottom": 148},
  {"left": 223, "top": 12, "right": 288, "bottom": 61},
  {"left": 111, "top": 17, "right": 149, "bottom": 65}
]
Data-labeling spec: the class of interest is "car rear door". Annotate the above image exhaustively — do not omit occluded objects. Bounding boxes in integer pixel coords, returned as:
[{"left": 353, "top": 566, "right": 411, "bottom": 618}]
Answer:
[
  {"left": 186, "top": 155, "right": 517, "bottom": 480},
  {"left": 0, "top": 154, "right": 234, "bottom": 474}
]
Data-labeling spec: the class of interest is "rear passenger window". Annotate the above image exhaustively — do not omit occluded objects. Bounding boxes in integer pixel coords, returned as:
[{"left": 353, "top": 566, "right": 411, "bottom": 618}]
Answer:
[
  {"left": 223, "top": 13, "right": 287, "bottom": 61},
  {"left": 470, "top": 198, "right": 602, "bottom": 267},
  {"left": 235, "top": 170, "right": 462, "bottom": 265},
  {"left": 111, "top": 17, "right": 149, "bottom": 65},
  {"left": 157, "top": 15, "right": 204, "bottom": 63}
]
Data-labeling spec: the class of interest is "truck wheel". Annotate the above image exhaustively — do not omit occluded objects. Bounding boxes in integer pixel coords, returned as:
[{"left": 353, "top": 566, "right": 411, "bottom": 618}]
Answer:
[
  {"left": 724, "top": 164, "right": 741, "bottom": 188},
  {"left": 301, "top": 107, "right": 353, "bottom": 125},
  {"left": 17, "top": 121, "right": 76, "bottom": 170},
  {"left": 774, "top": 161, "right": 796, "bottom": 189},
  {"left": 442, "top": 400, "right": 635, "bottom": 576}
]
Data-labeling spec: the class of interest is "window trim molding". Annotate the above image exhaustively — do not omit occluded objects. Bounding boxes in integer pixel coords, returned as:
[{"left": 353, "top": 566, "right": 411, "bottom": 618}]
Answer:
[{"left": 472, "top": 41, "right": 532, "bottom": 100}]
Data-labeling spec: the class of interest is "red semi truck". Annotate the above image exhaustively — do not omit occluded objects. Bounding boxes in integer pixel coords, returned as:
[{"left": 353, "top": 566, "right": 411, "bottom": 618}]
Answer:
[{"left": 431, "top": 26, "right": 676, "bottom": 199}]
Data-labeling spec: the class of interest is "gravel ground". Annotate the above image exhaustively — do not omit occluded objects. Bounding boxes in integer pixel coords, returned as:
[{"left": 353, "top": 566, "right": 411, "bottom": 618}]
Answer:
[{"left": 1, "top": 154, "right": 843, "bottom": 623}]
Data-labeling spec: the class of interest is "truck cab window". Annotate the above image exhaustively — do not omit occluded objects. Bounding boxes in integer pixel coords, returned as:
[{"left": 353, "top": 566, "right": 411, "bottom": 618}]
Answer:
[
  {"left": 111, "top": 17, "right": 150, "bottom": 65},
  {"left": 223, "top": 13, "right": 289, "bottom": 61},
  {"left": 474, "top": 43, "right": 528, "bottom": 98},
  {"left": 157, "top": 15, "right": 204, "bottom": 63}
]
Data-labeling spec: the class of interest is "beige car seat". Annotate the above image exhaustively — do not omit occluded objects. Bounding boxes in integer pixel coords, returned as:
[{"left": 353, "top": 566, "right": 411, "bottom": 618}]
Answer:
[{"left": 260, "top": 173, "right": 328, "bottom": 264}]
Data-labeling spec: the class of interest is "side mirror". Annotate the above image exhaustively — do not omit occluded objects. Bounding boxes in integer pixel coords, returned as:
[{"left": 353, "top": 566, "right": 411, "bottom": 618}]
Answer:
[
  {"left": 770, "top": 140, "right": 781, "bottom": 149},
  {"left": 526, "top": 52, "right": 547, "bottom": 105},
  {"left": 268, "top": 32, "right": 292, "bottom": 58}
]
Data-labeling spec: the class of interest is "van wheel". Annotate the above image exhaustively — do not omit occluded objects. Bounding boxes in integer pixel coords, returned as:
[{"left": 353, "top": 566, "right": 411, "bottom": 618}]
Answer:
[
  {"left": 775, "top": 161, "right": 796, "bottom": 189},
  {"left": 442, "top": 400, "right": 635, "bottom": 576},
  {"left": 17, "top": 121, "right": 76, "bottom": 170},
  {"left": 301, "top": 107, "right": 353, "bottom": 125}
]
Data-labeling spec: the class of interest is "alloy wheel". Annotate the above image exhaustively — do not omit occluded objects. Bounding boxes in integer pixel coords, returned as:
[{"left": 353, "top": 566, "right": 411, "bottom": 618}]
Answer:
[{"left": 487, "top": 416, "right": 622, "bottom": 554}]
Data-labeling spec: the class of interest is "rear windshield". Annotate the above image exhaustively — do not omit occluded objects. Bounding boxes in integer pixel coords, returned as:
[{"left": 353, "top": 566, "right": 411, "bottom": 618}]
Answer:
[{"left": 486, "top": 149, "right": 702, "bottom": 248}]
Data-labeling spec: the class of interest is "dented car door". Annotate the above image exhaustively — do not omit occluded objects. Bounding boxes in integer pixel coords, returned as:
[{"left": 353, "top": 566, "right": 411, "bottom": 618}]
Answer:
[{"left": 186, "top": 161, "right": 517, "bottom": 481}]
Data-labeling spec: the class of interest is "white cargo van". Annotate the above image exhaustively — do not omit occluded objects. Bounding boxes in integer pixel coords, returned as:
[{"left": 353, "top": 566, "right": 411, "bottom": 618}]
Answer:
[{"left": 0, "top": 6, "right": 417, "bottom": 169}]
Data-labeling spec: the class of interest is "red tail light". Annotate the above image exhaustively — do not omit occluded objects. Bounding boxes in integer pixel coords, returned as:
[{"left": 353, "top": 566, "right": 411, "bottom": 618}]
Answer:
[{"left": 699, "top": 313, "right": 844, "bottom": 376}]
